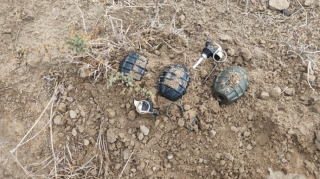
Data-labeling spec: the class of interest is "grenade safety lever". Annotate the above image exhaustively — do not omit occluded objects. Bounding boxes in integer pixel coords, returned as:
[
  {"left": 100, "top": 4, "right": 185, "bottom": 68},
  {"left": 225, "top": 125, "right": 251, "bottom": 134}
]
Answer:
[{"left": 192, "top": 40, "right": 223, "bottom": 69}]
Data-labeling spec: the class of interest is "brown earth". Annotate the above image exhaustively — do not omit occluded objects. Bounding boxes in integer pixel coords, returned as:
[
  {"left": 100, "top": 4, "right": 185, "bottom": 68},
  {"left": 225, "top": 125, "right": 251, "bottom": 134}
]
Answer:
[{"left": 1, "top": 0, "right": 320, "bottom": 178}]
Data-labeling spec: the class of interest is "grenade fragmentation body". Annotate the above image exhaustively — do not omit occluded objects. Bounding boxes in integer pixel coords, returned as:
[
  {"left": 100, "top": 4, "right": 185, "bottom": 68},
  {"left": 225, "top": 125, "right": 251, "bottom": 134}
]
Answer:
[
  {"left": 158, "top": 64, "right": 190, "bottom": 101},
  {"left": 119, "top": 52, "right": 148, "bottom": 81},
  {"left": 211, "top": 66, "right": 248, "bottom": 104}
]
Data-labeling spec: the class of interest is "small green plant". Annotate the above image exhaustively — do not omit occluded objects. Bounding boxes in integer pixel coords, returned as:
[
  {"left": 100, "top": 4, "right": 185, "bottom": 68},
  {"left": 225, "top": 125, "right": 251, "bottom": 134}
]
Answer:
[
  {"left": 66, "top": 33, "right": 88, "bottom": 54},
  {"left": 107, "top": 71, "right": 155, "bottom": 103}
]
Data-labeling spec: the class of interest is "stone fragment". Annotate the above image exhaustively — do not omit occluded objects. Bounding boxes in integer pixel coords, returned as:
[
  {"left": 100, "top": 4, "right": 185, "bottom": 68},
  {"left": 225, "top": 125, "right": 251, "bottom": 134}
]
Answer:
[
  {"left": 106, "top": 129, "right": 117, "bottom": 143},
  {"left": 53, "top": 115, "right": 63, "bottom": 125},
  {"left": 70, "top": 110, "right": 77, "bottom": 119},
  {"left": 209, "top": 130, "right": 217, "bottom": 137},
  {"left": 304, "top": 0, "right": 314, "bottom": 6},
  {"left": 140, "top": 125, "right": 150, "bottom": 135},
  {"left": 178, "top": 118, "right": 185, "bottom": 127},
  {"left": 84, "top": 139, "right": 90, "bottom": 146},
  {"left": 284, "top": 88, "right": 295, "bottom": 96},
  {"left": 227, "top": 48, "right": 235, "bottom": 56},
  {"left": 184, "top": 104, "right": 191, "bottom": 111},
  {"left": 240, "top": 48, "right": 252, "bottom": 61},
  {"left": 72, "top": 128, "right": 77, "bottom": 136},
  {"left": 269, "top": 0, "right": 290, "bottom": 10},
  {"left": 128, "top": 110, "right": 136, "bottom": 120},
  {"left": 219, "top": 34, "right": 232, "bottom": 42},
  {"left": 57, "top": 103, "right": 67, "bottom": 113},
  {"left": 270, "top": 86, "right": 282, "bottom": 97},
  {"left": 106, "top": 108, "right": 116, "bottom": 118},
  {"left": 260, "top": 91, "right": 270, "bottom": 99}
]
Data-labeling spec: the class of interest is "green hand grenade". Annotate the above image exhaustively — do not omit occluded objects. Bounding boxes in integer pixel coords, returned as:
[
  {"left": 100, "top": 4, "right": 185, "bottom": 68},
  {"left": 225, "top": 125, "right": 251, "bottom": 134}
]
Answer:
[{"left": 211, "top": 66, "right": 248, "bottom": 104}]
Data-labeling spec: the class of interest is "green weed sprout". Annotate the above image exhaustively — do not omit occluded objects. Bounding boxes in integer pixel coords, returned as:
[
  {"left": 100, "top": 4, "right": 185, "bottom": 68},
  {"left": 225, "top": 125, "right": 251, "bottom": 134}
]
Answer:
[
  {"left": 107, "top": 71, "right": 155, "bottom": 103},
  {"left": 66, "top": 33, "right": 88, "bottom": 54}
]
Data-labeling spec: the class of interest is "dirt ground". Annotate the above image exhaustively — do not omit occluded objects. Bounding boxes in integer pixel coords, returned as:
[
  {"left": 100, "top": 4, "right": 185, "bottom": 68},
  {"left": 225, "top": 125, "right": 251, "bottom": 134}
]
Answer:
[{"left": 1, "top": 0, "right": 320, "bottom": 178}]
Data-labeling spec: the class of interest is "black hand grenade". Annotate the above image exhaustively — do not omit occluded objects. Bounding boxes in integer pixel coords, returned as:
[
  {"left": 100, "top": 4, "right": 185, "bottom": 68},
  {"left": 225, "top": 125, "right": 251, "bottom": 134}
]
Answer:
[
  {"left": 157, "top": 64, "right": 190, "bottom": 101},
  {"left": 119, "top": 52, "right": 148, "bottom": 81}
]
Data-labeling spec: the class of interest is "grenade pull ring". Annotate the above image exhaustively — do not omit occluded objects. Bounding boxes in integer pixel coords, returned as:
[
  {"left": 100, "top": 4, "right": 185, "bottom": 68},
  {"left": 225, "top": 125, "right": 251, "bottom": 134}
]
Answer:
[{"left": 192, "top": 40, "right": 224, "bottom": 69}]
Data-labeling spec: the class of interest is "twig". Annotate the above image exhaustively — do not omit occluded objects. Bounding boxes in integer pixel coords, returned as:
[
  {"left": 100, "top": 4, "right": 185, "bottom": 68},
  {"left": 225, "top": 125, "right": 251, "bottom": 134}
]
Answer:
[
  {"left": 10, "top": 86, "right": 57, "bottom": 153},
  {"left": 295, "top": 0, "right": 308, "bottom": 27},
  {"left": 118, "top": 151, "right": 134, "bottom": 178},
  {"left": 49, "top": 92, "right": 57, "bottom": 178},
  {"left": 75, "top": 155, "right": 97, "bottom": 172},
  {"left": 75, "top": 2, "right": 88, "bottom": 35},
  {"left": 162, "top": 40, "right": 184, "bottom": 53}
]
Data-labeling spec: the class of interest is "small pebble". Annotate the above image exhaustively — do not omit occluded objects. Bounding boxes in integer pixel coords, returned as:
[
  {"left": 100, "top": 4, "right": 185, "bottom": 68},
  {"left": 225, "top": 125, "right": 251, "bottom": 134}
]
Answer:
[
  {"left": 281, "top": 9, "right": 291, "bottom": 16},
  {"left": 284, "top": 88, "right": 295, "bottom": 96},
  {"left": 184, "top": 104, "right": 191, "bottom": 111},
  {"left": 244, "top": 131, "right": 251, "bottom": 137},
  {"left": 84, "top": 139, "right": 90, "bottom": 146},
  {"left": 70, "top": 110, "right": 77, "bottom": 119},
  {"left": 128, "top": 110, "right": 136, "bottom": 120},
  {"left": 140, "top": 125, "right": 150, "bottom": 135},
  {"left": 72, "top": 128, "right": 77, "bottom": 136},
  {"left": 138, "top": 133, "right": 144, "bottom": 141},
  {"left": 247, "top": 144, "right": 253, "bottom": 150},
  {"left": 260, "top": 91, "right": 270, "bottom": 99},
  {"left": 178, "top": 118, "right": 185, "bottom": 127},
  {"left": 231, "top": 126, "right": 238, "bottom": 132},
  {"left": 167, "top": 154, "right": 173, "bottom": 160},
  {"left": 270, "top": 86, "right": 282, "bottom": 97},
  {"left": 53, "top": 115, "right": 63, "bottom": 125},
  {"left": 209, "top": 130, "right": 217, "bottom": 137}
]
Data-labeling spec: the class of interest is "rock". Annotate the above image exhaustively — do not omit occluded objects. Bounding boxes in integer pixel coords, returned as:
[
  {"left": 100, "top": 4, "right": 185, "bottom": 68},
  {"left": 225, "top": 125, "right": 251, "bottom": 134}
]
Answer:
[
  {"left": 115, "top": 163, "right": 121, "bottom": 170},
  {"left": 303, "top": 0, "right": 314, "bottom": 6},
  {"left": 244, "top": 131, "right": 251, "bottom": 137},
  {"left": 72, "top": 128, "right": 77, "bottom": 136},
  {"left": 206, "top": 100, "right": 220, "bottom": 113},
  {"left": 200, "top": 70, "right": 208, "bottom": 79},
  {"left": 69, "top": 110, "right": 77, "bottom": 119},
  {"left": 167, "top": 154, "right": 173, "bottom": 160},
  {"left": 227, "top": 48, "right": 235, "bottom": 56},
  {"left": 53, "top": 115, "right": 63, "bottom": 125},
  {"left": 140, "top": 125, "right": 150, "bottom": 135},
  {"left": 269, "top": 0, "right": 289, "bottom": 10},
  {"left": 183, "top": 104, "right": 191, "bottom": 111},
  {"left": 123, "top": 149, "right": 131, "bottom": 160},
  {"left": 106, "top": 108, "right": 116, "bottom": 118},
  {"left": 128, "top": 110, "right": 136, "bottom": 120},
  {"left": 106, "top": 129, "right": 117, "bottom": 143},
  {"left": 179, "top": 14, "right": 186, "bottom": 22},
  {"left": 209, "top": 130, "right": 217, "bottom": 137},
  {"left": 240, "top": 48, "right": 252, "bottom": 61},
  {"left": 284, "top": 88, "right": 295, "bottom": 96},
  {"left": 137, "top": 161, "right": 146, "bottom": 171},
  {"left": 57, "top": 103, "right": 67, "bottom": 113},
  {"left": 178, "top": 118, "right": 185, "bottom": 127},
  {"left": 220, "top": 160, "right": 226, "bottom": 166},
  {"left": 231, "top": 126, "right": 238, "bottom": 132},
  {"left": 219, "top": 34, "right": 233, "bottom": 42},
  {"left": 260, "top": 91, "right": 270, "bottom": 99},
  {"left": 3, "top": 28, "right": 12, "bottom": 34},
  {"left": 78, "top": 125, "right": 85, "bottom": 133},
  {"left": 247, "top": 144, "right": 253, "bottom": 150},
  {"left": 138, "top": 133, "right": 144, "bottom": 141},
  {"left": 282, "top": 9, "right": 291, "bottom": 16},
  {"left": 84, "top": 139, "right": 90, "bottom": 146},
  {"left": 225, "top": 153, "right": 234, "bottom": 161},
  {"left": 270, "top": 86, "right": 282, "bottom": 97}
]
